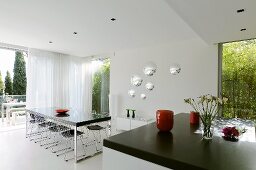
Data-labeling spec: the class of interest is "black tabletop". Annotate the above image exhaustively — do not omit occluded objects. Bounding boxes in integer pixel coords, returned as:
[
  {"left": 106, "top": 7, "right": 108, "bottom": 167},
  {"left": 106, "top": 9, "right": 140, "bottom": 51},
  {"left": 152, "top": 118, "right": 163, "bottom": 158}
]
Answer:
[
  {"left": 103, "top": 113, "right": 256, "bottom": 170},
  {"left": 26, "top": 107, "right": 111, "bottom": 126}
]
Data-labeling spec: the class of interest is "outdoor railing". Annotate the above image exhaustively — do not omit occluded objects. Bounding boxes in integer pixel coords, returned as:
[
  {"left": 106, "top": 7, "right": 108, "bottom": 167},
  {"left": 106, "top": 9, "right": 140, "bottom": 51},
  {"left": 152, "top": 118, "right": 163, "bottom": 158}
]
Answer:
[{"left": 0, "top": 95, "right": 26, "bottom": 103}]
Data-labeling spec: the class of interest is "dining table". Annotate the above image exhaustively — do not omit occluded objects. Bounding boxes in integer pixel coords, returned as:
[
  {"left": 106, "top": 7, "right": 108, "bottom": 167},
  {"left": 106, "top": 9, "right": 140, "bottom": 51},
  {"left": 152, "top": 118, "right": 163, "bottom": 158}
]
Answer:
[
  {"left": 1, "top": 102, "right": 26, "bottom": 123},
  {"left": 25, "top": 107, "right": 111, "bottom": 162}
]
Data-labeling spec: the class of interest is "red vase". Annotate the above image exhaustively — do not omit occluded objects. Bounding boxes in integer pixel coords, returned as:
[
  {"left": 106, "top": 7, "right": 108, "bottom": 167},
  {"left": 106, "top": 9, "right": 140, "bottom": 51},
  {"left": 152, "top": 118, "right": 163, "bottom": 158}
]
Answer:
[
  {"left": 190, "top": 111, "right": 199, "bottom": 124},
  {"left": 156, "top": 110, "right": 174, "bottom": 132}
]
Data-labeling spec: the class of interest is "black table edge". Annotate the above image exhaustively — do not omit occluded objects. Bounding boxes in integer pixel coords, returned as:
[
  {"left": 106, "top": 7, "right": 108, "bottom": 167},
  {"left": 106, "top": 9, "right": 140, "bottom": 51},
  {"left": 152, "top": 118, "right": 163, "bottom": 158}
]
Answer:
[
  {"left": 26, "top": 109, "right": 111, "bottom": 127},
  {"left": 103, "top": 127, "right": 206, "bottom": 170}
]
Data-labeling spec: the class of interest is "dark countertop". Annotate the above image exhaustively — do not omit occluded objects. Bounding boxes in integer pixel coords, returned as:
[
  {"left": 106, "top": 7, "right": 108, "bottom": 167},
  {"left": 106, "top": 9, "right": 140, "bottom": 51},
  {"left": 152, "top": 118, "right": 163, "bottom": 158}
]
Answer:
[{"left": 103, "top": 113, "right": 256, "bottom": 170}]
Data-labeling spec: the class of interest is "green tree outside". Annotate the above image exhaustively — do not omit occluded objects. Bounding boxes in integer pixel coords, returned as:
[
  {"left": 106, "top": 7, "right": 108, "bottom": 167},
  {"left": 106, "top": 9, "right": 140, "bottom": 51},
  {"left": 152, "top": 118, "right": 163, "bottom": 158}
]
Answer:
[
  {"left": 0, "top": 71, "right": 4, "bottom": 95},
  {"left": 5, "top": 71, "right": 13, "bottom": 95},
  {"left": 13, "top": 51, "right": 27, "bottom": 95},
  {"left": 92, "top": 59, "right": 110, "bottom": 114},
  {"left": 222, "top": 39, "right": 256, "bottom": 119}
]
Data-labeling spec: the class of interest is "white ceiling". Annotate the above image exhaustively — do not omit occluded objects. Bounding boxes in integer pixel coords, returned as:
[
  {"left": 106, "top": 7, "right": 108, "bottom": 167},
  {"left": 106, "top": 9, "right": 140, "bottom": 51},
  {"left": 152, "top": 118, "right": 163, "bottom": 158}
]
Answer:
[
  {"left": 165, "top": 0, "right": 256, "bottom": 44},
  {"left": 0, "top": 0, "right": 197, "bottom": 57}
]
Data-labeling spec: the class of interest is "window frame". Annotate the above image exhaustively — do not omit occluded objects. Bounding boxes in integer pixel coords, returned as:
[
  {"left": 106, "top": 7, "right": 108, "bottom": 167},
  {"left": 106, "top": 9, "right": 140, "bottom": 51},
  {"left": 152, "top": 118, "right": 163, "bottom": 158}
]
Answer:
[{"left": 218, "top": 43, "right": 223, "bottom": 116}]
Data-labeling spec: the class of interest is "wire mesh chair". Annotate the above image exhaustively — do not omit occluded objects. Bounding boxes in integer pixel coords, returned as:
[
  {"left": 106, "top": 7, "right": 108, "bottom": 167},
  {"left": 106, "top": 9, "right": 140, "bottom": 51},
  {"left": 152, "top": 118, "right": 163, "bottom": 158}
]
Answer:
[
  {"left": 42, "top": 124, "right": 69, "bottom": 149},
  {"left": 52, "top": 123, "right": 88, "bottom": 162},
  {"left": 26, "top": 112, "right": 58, "bottom": 145},
  {"left": 86, "top": 121, "right": 110, "bottom": 152},
  {"left": 33, "top": 121, "right": 58, "bottom": 144},
  {"left": 35, "top": 120, "right": 57, "bottom": 146},
  {"left": 26, "top": 113, "right": 46, "bottom": 140}
]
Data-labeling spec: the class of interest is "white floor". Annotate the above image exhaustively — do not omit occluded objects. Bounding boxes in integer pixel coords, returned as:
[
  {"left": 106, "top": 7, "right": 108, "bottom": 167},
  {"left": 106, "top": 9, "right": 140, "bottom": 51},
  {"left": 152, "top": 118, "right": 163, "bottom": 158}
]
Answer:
[
  {"left": 0, "top": 116, "right": 26, "bottom": 132},
  {"left": 0, "top": 118, "right": 103, "bottom": 170}
]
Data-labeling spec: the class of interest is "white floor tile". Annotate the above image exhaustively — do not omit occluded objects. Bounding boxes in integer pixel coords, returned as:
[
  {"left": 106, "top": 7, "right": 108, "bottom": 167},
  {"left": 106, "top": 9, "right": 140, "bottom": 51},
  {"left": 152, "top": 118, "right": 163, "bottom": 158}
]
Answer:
[{"left": 0, "top": 128, "right": 103, "bottom": 170}]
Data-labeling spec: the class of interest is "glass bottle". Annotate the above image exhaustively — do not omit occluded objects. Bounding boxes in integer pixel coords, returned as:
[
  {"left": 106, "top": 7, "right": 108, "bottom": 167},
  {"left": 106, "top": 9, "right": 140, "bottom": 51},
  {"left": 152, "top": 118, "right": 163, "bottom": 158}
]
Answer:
[
  {"left": 132, "top": 110, "right": 136, "bottom": 118},
  {"left": 126, "top": 109, "right": 130, "bottom": 118}
]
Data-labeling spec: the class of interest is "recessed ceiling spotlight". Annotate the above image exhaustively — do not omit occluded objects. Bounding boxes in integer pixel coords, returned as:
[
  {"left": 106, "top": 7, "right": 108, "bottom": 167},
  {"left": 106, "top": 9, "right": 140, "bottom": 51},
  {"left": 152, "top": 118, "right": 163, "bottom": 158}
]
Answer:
[
  {"left": 73, "top": 32, "right": 78, "bottom": 35},
  {"left": 111, "top": 18, "right": 116, "bottom": 21},
  {"left": 237, "top": 9, "right": 245, "bottom": 13},
  {"left": 49, "top": 41, "right": 53, "bottom": 44},
  {"left": 240, "top": 28, "right": 247, "bottom": 31}
]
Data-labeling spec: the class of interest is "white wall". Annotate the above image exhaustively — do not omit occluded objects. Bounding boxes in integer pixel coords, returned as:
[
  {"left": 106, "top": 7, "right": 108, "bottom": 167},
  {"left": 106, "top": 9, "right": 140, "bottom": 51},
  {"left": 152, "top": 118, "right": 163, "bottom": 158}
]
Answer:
[{"left": 110, "top": 38, "right": 218, "bottom": 119}]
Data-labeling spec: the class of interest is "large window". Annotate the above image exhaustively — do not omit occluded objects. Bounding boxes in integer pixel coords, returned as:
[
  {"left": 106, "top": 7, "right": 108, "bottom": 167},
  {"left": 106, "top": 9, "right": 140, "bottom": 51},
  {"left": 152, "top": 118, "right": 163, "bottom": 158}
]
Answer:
[
  {"left": 91, "top": 58, "right": 110, "bottom": 114},
  {"left": 220, "top": 39, "right": 256, "bottom": 120},
  {"left": 0, "top": 47, "right": 27, "bottom": 118},
  {"left": 0, "top": 48, "right": 27, "bottom": 96}
]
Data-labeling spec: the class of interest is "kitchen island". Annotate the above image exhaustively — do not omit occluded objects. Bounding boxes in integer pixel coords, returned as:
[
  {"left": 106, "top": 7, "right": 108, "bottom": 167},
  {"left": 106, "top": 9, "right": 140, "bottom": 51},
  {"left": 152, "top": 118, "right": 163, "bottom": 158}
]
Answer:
[{"left": 103, "top": 113, "right": 256, "bottom": 170}]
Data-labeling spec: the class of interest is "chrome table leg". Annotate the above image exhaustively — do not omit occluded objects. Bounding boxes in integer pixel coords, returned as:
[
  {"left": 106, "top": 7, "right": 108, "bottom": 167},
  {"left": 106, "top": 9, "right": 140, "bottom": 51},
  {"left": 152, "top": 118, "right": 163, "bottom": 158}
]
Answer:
[
  {"left": 26, "top": 111, "right": 28, "bottom": 137},
  {"left": 74, "top": 126, "right": 77, "bottom": 162}
]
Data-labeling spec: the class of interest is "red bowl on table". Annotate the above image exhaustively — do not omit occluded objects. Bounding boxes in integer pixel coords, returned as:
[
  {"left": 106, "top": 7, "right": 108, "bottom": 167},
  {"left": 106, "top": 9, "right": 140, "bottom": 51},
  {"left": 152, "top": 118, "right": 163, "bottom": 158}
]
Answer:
[{"left": 55, "top": 109, "right": 69, "bottom": 115}]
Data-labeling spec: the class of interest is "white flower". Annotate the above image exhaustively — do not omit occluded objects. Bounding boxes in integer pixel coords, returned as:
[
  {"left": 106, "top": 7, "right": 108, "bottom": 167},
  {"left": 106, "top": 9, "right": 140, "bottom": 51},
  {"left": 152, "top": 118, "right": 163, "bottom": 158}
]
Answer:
[
  {"left": 218, "top": 98, "right": 223, "bottom": 104},
  {"left": 207, "top": 95, "right": 213, "bottom": 101},
  {"left": 223, "top": 97, "right": 228, "bottom": 103}
]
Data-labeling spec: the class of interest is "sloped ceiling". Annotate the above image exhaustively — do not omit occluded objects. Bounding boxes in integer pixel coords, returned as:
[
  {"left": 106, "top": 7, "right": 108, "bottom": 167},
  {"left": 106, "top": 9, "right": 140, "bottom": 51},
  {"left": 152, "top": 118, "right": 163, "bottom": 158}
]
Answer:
[
  {"left": 165, "top": 0, "right": 256, "bottom": 44},
  {"left": 0, "top": 0, "right": 197, "bottom": 57}
]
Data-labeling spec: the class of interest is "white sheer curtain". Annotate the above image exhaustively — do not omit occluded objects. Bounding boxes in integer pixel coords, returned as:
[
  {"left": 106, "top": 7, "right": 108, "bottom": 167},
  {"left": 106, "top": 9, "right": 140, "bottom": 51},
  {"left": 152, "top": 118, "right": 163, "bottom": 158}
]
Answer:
[
  {"left": 26, "top": 48, "right": 92, "bottom": 114},
  {"left": 82, "top": 62, "right": 92, "bottom": 114}
]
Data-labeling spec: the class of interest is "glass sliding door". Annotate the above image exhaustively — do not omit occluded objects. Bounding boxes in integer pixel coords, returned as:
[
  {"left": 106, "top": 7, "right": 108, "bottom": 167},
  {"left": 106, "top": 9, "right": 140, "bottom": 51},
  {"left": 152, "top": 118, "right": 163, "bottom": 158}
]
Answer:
[
  {"left": 91, "top": 58, "right": 110, "bottom": 115},
  {"left": 221, "top": 39, "right": 256, "bottom": 120}
]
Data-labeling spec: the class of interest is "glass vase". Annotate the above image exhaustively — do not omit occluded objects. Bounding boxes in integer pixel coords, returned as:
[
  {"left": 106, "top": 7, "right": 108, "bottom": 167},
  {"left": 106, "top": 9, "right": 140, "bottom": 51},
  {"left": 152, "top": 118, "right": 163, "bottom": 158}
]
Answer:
[{"left": 202, "top": 122, "right": 214, "bottom": 140}]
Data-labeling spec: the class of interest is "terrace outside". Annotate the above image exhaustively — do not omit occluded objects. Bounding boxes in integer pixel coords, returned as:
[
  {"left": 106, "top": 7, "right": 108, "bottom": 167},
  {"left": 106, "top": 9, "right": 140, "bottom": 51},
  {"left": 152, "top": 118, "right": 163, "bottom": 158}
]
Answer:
[{"left": 0, "top": 49, "right": 27, "bottom": 127}]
